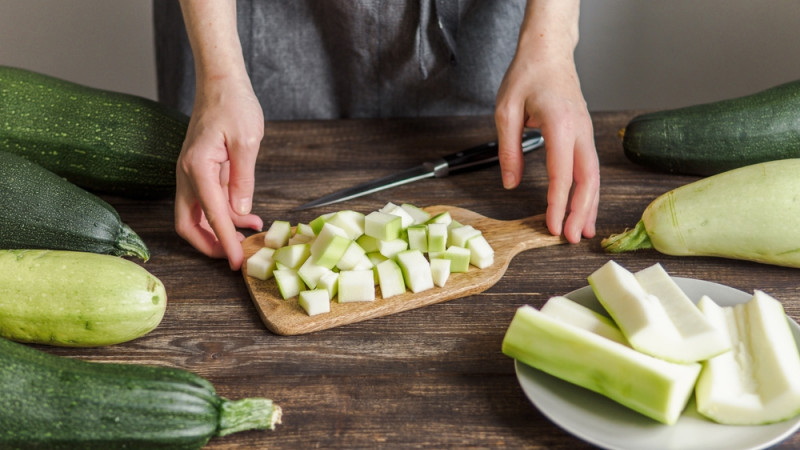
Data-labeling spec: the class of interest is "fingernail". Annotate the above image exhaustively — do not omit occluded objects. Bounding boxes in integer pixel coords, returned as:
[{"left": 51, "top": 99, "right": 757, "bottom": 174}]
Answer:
[
  {"left": 502, "top": 170, "right": 516, "bottom": 189},
  {"left": 236, "top": 197, "right": 252, "bottom": 215}
]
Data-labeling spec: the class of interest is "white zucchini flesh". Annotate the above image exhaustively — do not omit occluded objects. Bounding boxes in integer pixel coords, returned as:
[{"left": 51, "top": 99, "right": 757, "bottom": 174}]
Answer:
[
  {"left": 588, "top": 261, "right": 728, "bottom": 363},
  {"left": 466, "top": 234, "right": 494, "bottom": 269},
  {"left": 375, "top": 259, "right": 406, "bottom": 299},
  {"left": 246, "top": 247, "right": 276, "bottom": 281},
  {"left": 337, "top": 270, "right": 375, "bottom": 303},
  {"left": 310, "top": 223, "right": 351, "bottom": 269},
  {"left": 264, "top": 220, "right": 292, "bottom": 248},
  {"left": 299, "top": 289, "right": 331, "bottom": 316},
  {"left": 695, "top": 291, "right": 800, "bottom": 425},
  {"left": 539, "top": 296, "right": 628, "bottom": 346},
  {"left": 429, "top": 258, "right": 450, "bottom": 287},
  {"left": 502, "top": 304, "right": 701, "bottom": 425},
  {"left": 325, "top": 210, "right": 365, "bottom": 240},
  {"left": 634, "top": 263, "right": 730, "bottom": 361},
  {"left": 396, "top": 250, "right": 434, "bottom": 293}
]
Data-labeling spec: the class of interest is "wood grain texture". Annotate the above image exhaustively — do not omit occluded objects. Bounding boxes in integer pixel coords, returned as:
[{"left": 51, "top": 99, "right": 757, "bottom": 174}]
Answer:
[
  {"left": 242, "top": 205, "right": 565, "bottom": 335},
  {"left": 27, "top": 113, "right": 800, "bottom": 449}
]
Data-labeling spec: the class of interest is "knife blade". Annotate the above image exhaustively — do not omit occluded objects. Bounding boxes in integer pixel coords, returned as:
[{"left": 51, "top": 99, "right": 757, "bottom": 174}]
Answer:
[{"left": 291, "top": 129, "right": 544, "bottom": 211}]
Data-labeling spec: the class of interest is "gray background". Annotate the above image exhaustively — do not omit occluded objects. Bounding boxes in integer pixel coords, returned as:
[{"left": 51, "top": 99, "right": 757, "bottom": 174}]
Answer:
[{"left": 1, "top": 1, "right": 799, "bottom": 111}]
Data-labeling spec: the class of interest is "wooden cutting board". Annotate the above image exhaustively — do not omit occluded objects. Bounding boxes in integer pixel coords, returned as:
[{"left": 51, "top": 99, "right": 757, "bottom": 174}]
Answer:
[{"left": 242, "top": 205, "right": 566, "bottom": 335}]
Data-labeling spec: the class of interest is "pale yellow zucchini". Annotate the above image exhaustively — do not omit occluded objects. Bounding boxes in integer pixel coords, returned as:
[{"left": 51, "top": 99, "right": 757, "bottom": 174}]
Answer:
[{"left": 602, "top": 159, "right": 800, "bottom": 268}]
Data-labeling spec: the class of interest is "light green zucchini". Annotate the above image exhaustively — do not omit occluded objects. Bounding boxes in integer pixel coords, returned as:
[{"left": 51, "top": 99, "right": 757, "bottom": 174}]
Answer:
[
  {"left": 0, "top": 249, "right": 166, "bottom": 347},
  {"left": 602, "top": 159, "right": 800, "bottom": 268}
]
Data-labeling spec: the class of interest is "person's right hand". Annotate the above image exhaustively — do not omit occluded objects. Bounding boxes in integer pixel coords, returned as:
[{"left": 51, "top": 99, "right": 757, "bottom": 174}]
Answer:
[{"left": 174, "top": 75, "right": 265, "bottom": 270}]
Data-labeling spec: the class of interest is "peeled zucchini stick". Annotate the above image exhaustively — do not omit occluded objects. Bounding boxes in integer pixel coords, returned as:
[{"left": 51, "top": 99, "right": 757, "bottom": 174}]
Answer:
[{"left": 602, "top": 159, "right": 800, "bottom": 268}]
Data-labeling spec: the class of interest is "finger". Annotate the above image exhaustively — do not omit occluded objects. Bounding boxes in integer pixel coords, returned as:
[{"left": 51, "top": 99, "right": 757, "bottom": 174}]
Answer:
[
  {"left": 220, "top": 160, "right": 263, "bottom": 232},
  {"left": 174, "top": 177, "right": 227, "bottom": 259},
  {"left": 563, "top": 130, "right": 600, "bottom": 242},
  {"left": 494, "top": 101, "right": 527, "bottom": 190},
  {"left": 227, "top": 131, "right": 262, "bottom": 216},
  {"left": 542, "top": 122, "right": 575, "bottom": 238},
  {"left": 191, "top": 162, "right": 245, "bottom": 270}
]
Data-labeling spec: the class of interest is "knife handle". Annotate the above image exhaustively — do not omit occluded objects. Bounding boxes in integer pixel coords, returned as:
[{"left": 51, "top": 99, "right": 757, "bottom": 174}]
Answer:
[{"left": 439, "top": 129, "right": 544, "bottom": 176}]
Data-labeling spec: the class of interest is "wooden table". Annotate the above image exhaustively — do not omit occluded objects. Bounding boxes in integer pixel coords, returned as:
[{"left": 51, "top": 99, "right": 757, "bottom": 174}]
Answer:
[{"left": 43, "top": 112, "right": 800, "bottom": 449}]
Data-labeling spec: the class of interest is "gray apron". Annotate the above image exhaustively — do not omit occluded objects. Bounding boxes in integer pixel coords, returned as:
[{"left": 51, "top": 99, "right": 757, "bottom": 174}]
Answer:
[{"left": 154, "top": 0, "right": 525, "bottom": 120}]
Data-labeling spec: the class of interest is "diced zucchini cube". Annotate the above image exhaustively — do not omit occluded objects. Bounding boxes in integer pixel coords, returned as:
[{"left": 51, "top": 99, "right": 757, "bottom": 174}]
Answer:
[
  {"left": 378, "top": 238, "right": 408, "bottom": 259},
  {"left": 274, "top": 268, "right": 305, "bottom": 299},
  {"left": 298, "top": 289, "right": 331, "bottom": 316},
  {"left": 396, "top": 249, "right": 434, "bottom": 293},
  {"left": 246, "top": 247, "right": 277, "bottom": 280},
  {"left": 297, "top": 257, "right": 335, "bottom": 289},
  {"left": 310, "top": 222, "right": 351, "bottom": 269},
  {"left": 444, "top": 246, "right": 471, "bottom": 273},
  {"left": 288, "top": 233, "right": 313, "bottom": 245},
  {"left": 350, "top": 254, "right": 375, "bottom": 271},
  {"left": 449, "top": 225, "right": 481, "bottom": 248},
  {"left": 406, "top": 225, "right": 428, "bottom": 252},
  {"left": 427, "top": 222, "right": 448, "bottom": 253},
  {"left": 356, "top": 234, "right": 380, "bottom": 253},
  {"left": 296, "top": 222, "right": 315, "bottom": 237},
  {"left": 466, "top": 234, "right": 494, "bottom": 269},
  {"left": 428, "top": 251, "right": 445, "bottom": 259},
  {"left": 338, "top": 270, "right": 376, "bottom": 302},
  {"left": 326, "top": 210, "right": 366, "bottom": 240},
  {"left": 401, "top": 203, "right": 431, "bottom": 225},
  {"left": 376, "top": 259, "right": 406, "bottom": 299},
  {"left": 447, "top": 220, "right": 463, "bottom": 231},
  {"left": 381, "top": 202, "right": 415, "bottom": 229},
  {"left": 365, "top": 211, "right": 402, "bottom": 241},
  {"left": 309, "top": 212, "right": 335, "bottom": 235},
  {"left": 379, "top": 202, "right": 399, "bottom": 213},
  {"left": 336, "top": 241, "right": 367, "bottom": 271},
  {"left": 317, "top": 271, "right": 339, "bottom": 300},
  {"left": 430, "top": 258, "right": 451, "bottom": 287},
  {"left": 427, "top": 211, "right": 452, "bottom": 225},
  {"left": 273, "top": 243, "right": 311, "bottom": 269},
  {"left": 264, "top": 220, "right": 292, "bottom": 249}
]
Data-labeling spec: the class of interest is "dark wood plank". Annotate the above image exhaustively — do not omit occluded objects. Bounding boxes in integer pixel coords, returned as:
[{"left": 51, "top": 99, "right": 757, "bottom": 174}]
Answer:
[{"left": 31, "top": 112, "right": 800, "bottom": 449}]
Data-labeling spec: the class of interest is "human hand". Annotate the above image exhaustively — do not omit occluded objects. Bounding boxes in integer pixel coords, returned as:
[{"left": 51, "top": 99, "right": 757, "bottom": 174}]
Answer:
[
  {"left": 495, "top": 54, "right": 599, "bottom": 244},
  {"left": 174, "top": 77, "right": 264, "bottom": 270},
  {"left": 495, "top": 0, "right": 599, "bottom": 244}
]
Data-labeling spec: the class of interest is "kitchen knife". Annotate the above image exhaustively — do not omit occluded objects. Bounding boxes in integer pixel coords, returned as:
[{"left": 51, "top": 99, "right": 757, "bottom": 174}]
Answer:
[{"left": 291, "top": 129, "right": 544, "bottom": 211}]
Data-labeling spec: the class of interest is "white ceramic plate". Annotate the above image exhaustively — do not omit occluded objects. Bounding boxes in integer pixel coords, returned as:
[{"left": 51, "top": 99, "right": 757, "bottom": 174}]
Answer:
[{"left": 515, "top": 277, "right": 800, "bottom": 450}]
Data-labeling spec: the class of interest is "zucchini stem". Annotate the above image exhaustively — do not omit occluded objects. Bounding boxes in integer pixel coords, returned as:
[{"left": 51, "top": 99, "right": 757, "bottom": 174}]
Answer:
[
  {"left": 601, "top": 220, "right": 654, "bottom": 253},
  {"left": 116, "top": 224, "right": 151, "bottom": 261},
  {"left": 217, "top": 398, "right": 282, "bottom": 437}
]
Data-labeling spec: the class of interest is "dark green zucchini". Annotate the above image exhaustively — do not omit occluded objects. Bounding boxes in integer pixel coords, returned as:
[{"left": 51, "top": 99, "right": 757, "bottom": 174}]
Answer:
[
  {"left": 0, "top": 151, "right": 149, "bottom": 261},
  {"left": 0, "top": 336, "right": 281, "bottom": 449},
  {"left": 622, "top": 80, "right": 800, "bottom": 176},
  {"left": 0, "top": 65, "right": 188, "bottom": 198}
]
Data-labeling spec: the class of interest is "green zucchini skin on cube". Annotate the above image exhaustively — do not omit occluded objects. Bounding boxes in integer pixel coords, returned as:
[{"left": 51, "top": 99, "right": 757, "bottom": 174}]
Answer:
[
  {"left": 622, "top": 80, "right": 800, "bottom": 176},
  {"left": 0, "top": 151, "right": 149, "bottom": 261},
  {"left": 0, "top": 249, "right": 166, "bottom": 347},
  {"left": 0, "top": 335, "right": 281, "bottom": 449},
  {"left": 0, "top": 65, "right": 189, "bottom": 198}
]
